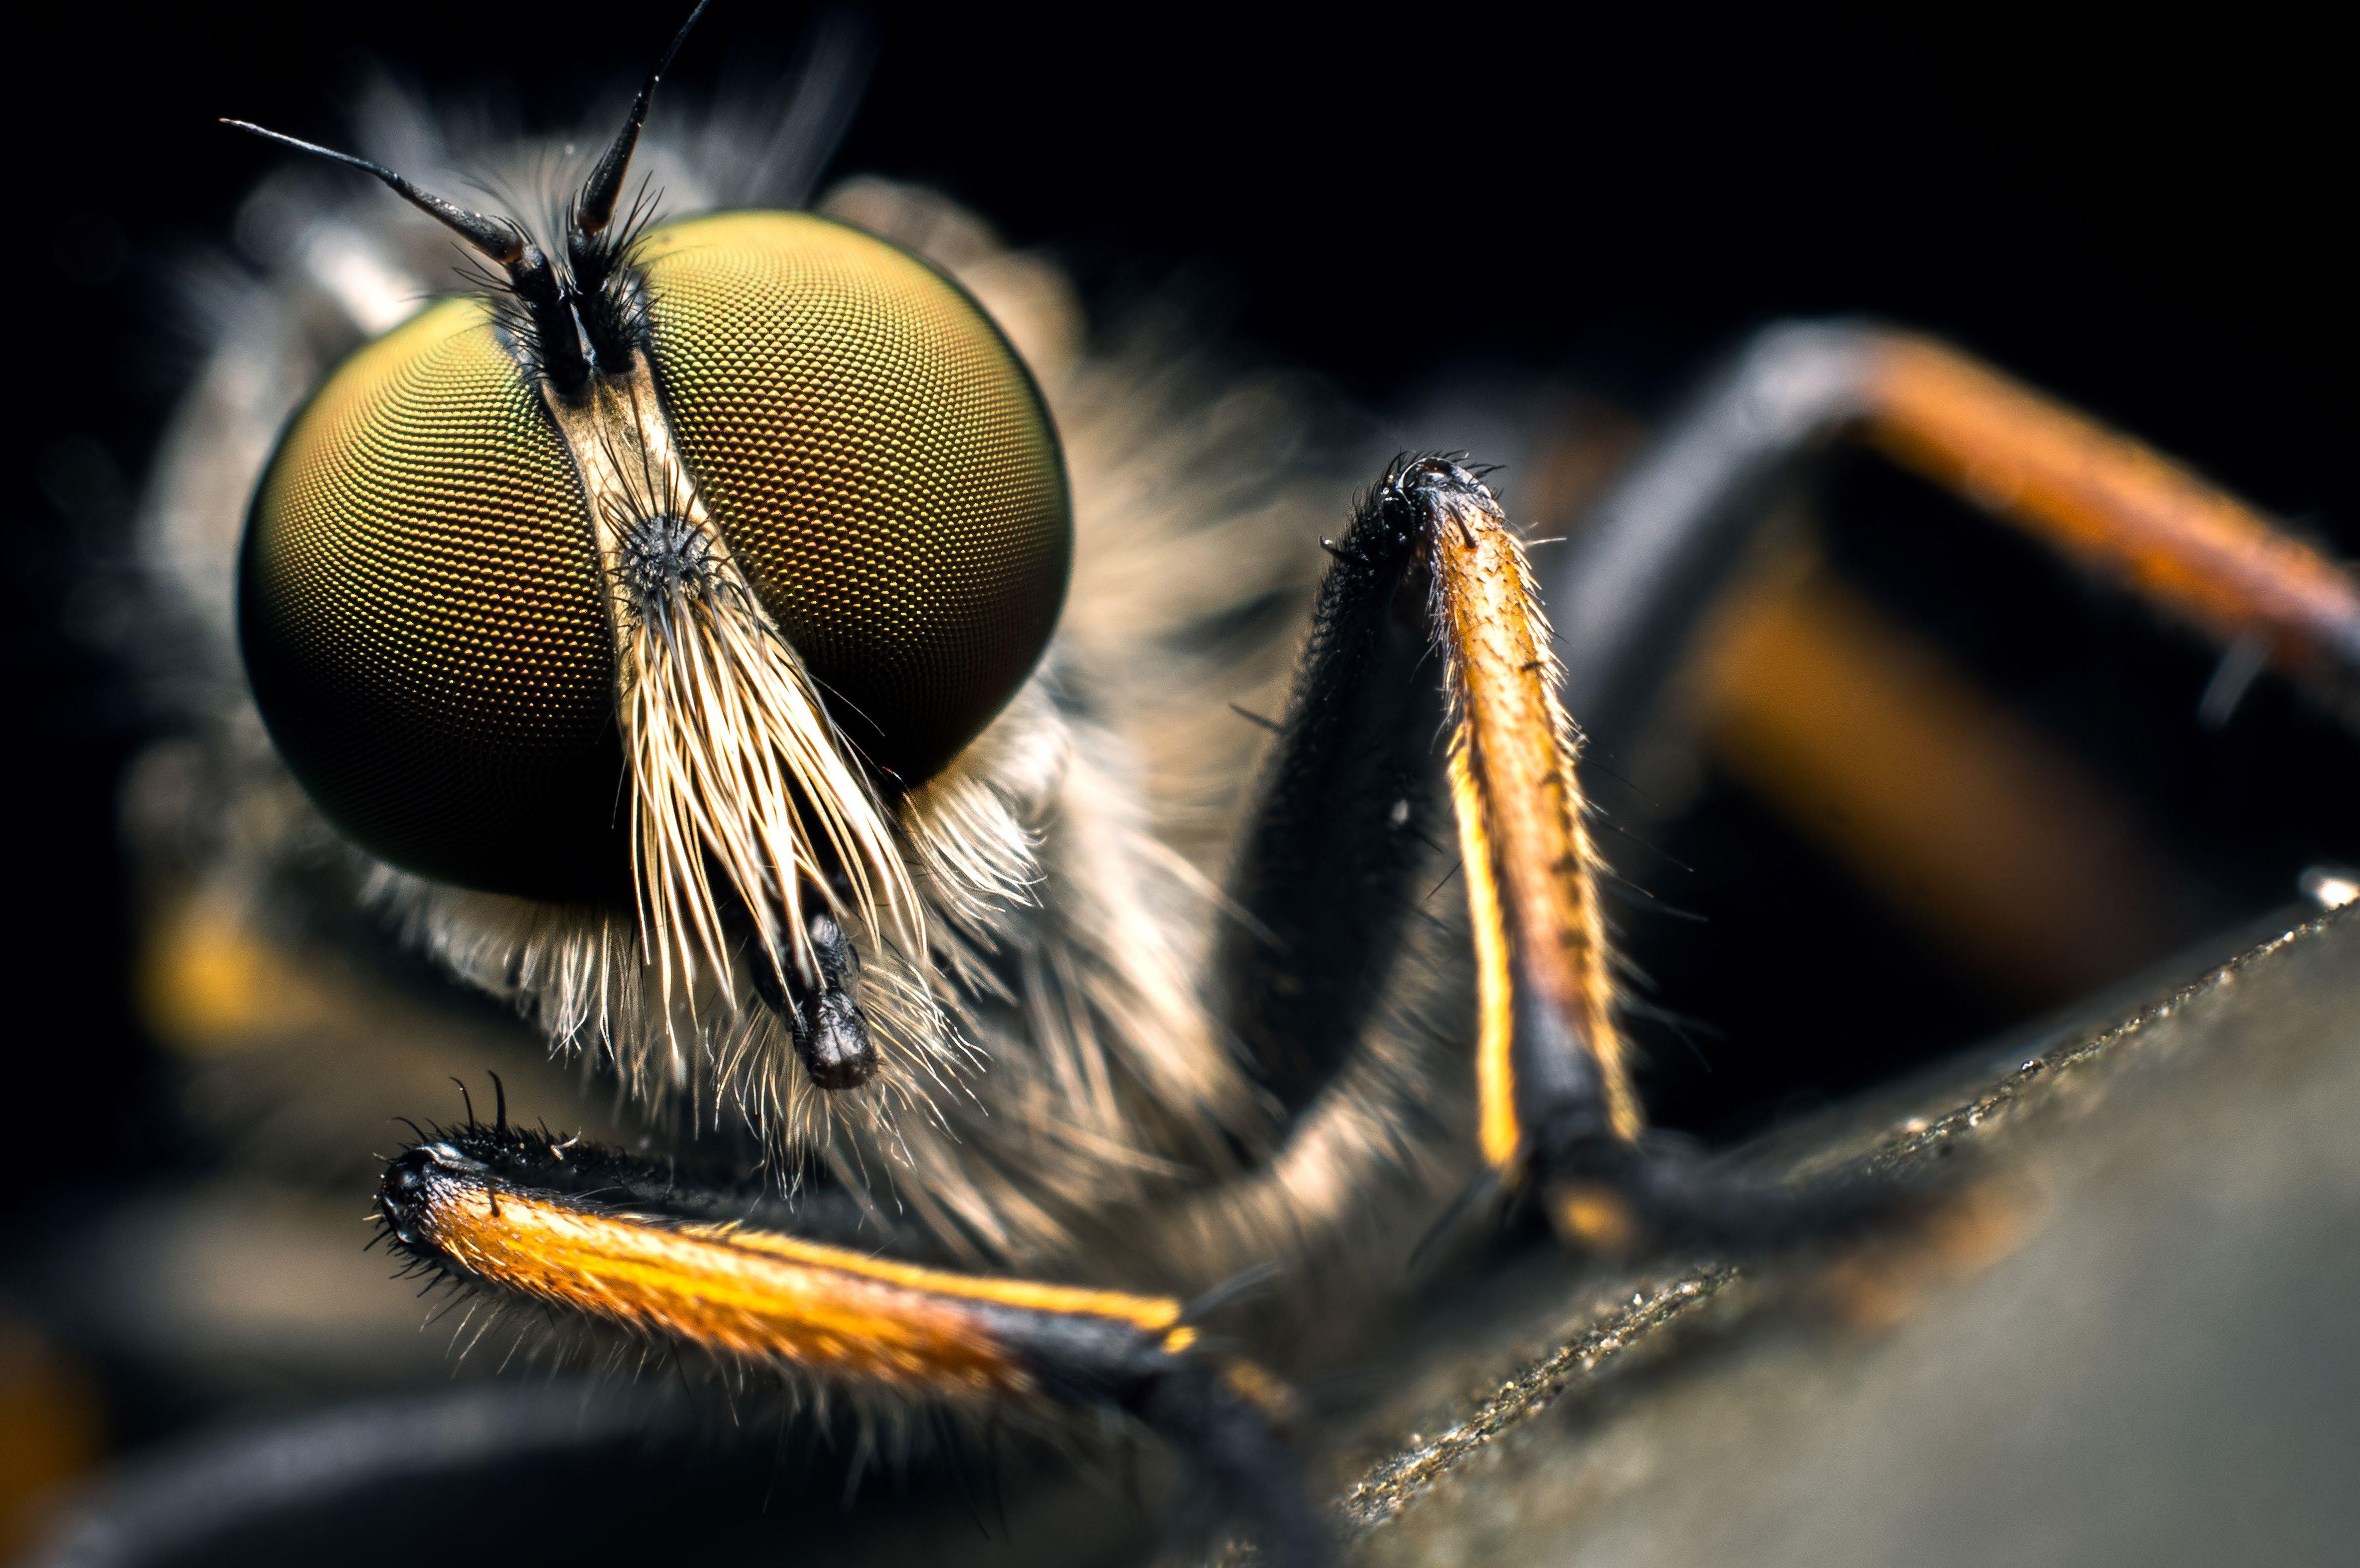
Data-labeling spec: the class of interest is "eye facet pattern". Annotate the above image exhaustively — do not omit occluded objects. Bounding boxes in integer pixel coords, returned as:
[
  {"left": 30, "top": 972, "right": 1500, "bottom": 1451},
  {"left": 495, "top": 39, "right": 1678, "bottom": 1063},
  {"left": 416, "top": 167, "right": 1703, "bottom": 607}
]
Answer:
[
  {"left": 240, "top": 297, "right": 623, "bottom": 900},
  {"left": 641, "top": 211, "right": 1072, "bottom": 785},
  {"left": 240, "top": 211, "right": 1072, "bottom": 907}
]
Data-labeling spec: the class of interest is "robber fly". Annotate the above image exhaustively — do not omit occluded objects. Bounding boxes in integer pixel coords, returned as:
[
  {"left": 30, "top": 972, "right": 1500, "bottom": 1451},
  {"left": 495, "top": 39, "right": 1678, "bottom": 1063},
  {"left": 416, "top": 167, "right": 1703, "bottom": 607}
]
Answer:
[{"left": 36, "top": 3, "right": 2360, "bottom": 1564}]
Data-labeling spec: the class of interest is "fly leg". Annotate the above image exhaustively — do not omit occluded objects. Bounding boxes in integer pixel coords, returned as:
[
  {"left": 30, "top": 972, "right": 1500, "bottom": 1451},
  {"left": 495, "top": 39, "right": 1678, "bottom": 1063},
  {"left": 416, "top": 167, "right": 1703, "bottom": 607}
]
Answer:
[
  {"left": 1365, "top": 455, "right": 1908, "bottom": 1252},
  {"left": 1396, "top": 381, "right": 2360, "bottom": 1249},
  {"left": 1552, "top": 320, "right": 2360, "bottom": 757},
  {"left": 1228, "top": 338, "right": 2360, "bottom": 1248},
  {"left": 372, "top": 1121, "right": 1328, "bottom": 1567}
]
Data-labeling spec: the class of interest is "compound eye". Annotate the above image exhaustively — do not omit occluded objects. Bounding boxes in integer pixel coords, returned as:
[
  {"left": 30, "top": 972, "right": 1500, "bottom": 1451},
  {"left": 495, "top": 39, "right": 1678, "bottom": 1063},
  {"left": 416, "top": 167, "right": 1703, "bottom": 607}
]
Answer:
[
  {"left": 240, "top": 298, "right": 625, "bottom": 900},
  {"left": 238, "top": 219, "right": 1072, "bottom": 905},
  {"left": 639, "top": 211, "right": 1072, "bottom": 784}
]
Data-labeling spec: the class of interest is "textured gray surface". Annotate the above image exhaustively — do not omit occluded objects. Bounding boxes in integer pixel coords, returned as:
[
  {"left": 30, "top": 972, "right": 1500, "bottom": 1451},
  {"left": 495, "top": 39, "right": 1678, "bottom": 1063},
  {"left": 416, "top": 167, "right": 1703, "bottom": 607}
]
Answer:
[
  {"left": 1292, "top": 904, "right": 2360, "bottom": 1567},
  {"left": 25, "top": 911, "right": 2352, "bottom": 1568}
]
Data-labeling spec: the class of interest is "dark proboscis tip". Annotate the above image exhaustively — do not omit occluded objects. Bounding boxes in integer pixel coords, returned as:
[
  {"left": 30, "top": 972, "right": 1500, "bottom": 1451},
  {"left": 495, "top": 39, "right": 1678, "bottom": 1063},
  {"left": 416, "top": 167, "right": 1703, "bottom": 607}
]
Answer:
[{"left": 742, "top": 906, "right": 879, "bottom": 1091}]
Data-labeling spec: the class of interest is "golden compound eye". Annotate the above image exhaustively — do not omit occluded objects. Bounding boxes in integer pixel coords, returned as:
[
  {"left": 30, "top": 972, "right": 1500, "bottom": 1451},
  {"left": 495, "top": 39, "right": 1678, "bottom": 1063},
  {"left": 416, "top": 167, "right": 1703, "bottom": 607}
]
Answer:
[
  {"left": 241, "top": 299, "right": 623, "bottom": 898},
  {"left": 239, "top": 215, "right": 1071, "bottom": 901},
  {"left": 639, "top": 212, "right": 1070, "bottom": 783}
]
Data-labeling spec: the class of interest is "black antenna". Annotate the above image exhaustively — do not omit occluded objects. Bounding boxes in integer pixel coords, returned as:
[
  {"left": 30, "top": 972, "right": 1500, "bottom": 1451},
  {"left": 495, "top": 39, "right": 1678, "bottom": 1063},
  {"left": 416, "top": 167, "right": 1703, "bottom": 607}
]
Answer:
[
  {"left": 567, "top": 0, "right": 714, "bottom": 371},
  {"left": 576, "top": 0, "right": 713, "bottom": 236},
  {"left": 221, "top": 119, "right": 591, "bottom": 391},
  {"left": 221, "top": 121, "right": 527, "bottom": 264}
]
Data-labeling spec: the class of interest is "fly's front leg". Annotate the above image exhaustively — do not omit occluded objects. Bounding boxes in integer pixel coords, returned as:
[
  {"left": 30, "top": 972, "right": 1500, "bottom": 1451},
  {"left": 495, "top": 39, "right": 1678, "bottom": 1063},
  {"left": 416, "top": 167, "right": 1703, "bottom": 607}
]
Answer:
[
  {"left": 1388, "top": 457, "right": 1901, "bottom": 1253},
  {"left": 1226, "top": 455, "right": 1739, "bottom": 1250},
  {"left": 373, "top": 1124, "right": 1327, "bottom": 1568},
  {"left": 1218, "top": 464, "right": 1453, "bottom": 1116}
]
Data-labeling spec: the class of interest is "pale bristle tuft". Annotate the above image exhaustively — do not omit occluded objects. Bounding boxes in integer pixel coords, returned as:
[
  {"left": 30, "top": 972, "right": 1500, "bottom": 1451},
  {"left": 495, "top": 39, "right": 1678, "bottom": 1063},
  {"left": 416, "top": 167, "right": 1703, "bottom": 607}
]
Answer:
[{"left": 623, "top": 560, "right": 923, "bottom": 1013}]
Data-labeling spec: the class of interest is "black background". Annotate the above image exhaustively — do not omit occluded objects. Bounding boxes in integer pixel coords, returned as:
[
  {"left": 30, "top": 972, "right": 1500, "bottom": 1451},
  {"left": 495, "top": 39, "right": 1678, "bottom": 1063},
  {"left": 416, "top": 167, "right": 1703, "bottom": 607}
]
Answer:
[{"left": 11, "top": 2, "right": 2356, "bottom": 1181}]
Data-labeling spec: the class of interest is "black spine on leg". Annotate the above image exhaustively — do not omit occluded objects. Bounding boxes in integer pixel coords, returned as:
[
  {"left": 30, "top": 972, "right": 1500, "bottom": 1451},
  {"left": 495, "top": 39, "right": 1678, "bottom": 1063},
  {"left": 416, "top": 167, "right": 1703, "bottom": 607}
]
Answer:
[
  {"left": 794, "top": 910, "right": 876, "bottom": 1090},
  {"left": 1219, "top": 463, "right": 1454, "bottom": 1115}
]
